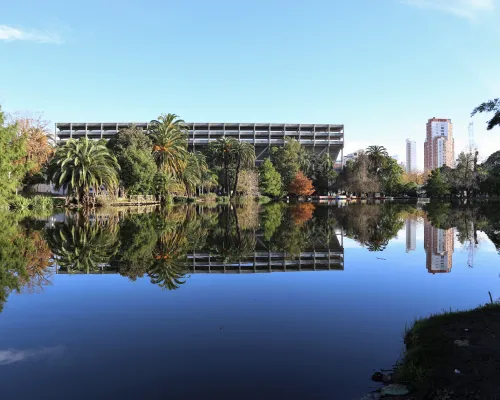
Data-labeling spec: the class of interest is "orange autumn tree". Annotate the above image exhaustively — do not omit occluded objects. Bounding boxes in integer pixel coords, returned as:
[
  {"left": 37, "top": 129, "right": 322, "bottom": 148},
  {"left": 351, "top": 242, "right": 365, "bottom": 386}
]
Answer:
[
  {"left": 290, "top": 203, "right": 315, "bottom": 226},
  {"left": 288, "top": 171, "right": 314, "bottom": 196}
]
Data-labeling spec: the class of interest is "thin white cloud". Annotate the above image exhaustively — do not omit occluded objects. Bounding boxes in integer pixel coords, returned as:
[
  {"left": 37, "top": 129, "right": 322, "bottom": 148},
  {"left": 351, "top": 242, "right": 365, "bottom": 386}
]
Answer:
[
  {"left": 0, "top": 346, "right": 64, "bottom": 365},
  {"left": 402, "top": 0, "right": 495, "bottom": 20},
  {"left": 0, "top": 25, "right": 62, "bottom": 44}
]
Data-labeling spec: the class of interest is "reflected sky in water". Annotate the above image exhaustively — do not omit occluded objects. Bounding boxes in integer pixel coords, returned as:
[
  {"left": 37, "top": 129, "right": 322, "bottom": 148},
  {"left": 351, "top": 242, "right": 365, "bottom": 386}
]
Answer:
[{"left": 0, "top": 202, "right": 499, "bottom": 400}]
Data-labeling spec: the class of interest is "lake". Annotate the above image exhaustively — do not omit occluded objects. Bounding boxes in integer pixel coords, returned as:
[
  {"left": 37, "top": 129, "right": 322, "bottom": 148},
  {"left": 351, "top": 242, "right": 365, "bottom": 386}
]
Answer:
[{"left": 0, "top": 201, "right": 499, "bottom": 400}]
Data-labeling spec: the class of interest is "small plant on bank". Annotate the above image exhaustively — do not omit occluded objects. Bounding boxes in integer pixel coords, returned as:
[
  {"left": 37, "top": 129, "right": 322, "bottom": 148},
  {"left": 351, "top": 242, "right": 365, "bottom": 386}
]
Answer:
[
  {"left": 216, "top": 196, "right": 230, "bottom": 204},
  {"left": 30, "top": 195, "right": 54, "bottom": 210},
  {"left": 198, "top": 193, "right": 217, "bottom": 202},
  {"left": 9, "top": 196, "right": 31, "bottom": 211}
]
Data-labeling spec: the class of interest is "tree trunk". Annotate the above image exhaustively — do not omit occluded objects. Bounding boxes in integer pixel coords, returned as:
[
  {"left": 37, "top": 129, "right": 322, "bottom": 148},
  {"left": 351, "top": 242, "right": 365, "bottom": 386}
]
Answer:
[
  {"left": 232, "top": 156, "right": 241, "bottom": 198},
  {"left": 224, "top": 156, "right": 229, "bottom": 196},
  {"left": 232, "top": 203, "right": 242, "bottom": 246}
]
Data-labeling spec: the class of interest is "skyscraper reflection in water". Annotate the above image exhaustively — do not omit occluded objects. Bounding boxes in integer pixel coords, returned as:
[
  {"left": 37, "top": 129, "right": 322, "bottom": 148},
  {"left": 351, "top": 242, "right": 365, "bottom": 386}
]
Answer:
[
  {"left": 424, "top": 219, "right": 455, "bottom": 274},
  {"left": 405, "top": 219, "right": 417, "bottom": 252}
]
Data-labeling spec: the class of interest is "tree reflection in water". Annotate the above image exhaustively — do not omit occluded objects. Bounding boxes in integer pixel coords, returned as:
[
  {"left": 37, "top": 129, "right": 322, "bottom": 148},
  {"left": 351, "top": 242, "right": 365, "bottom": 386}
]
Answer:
[
  {"left": 1, "top": 200, "right": 500, "bottom": 312},
  {"left": 46, "top": 217, "right": 119, "bottom": 274}
]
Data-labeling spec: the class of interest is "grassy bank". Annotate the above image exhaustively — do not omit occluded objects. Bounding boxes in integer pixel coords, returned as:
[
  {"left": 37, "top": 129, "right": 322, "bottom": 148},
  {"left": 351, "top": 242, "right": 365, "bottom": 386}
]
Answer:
[{"left": 392, "top": 301, "right": 500, "bottom": 399}]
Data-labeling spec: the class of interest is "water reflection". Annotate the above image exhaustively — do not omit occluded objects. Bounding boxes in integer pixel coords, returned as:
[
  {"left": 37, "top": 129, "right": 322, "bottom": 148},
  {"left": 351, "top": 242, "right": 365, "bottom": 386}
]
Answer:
[
  {"left": 1, "top": 201, "right": 500, "bottom": 309},
  {"left": 405, "top": 219, "right": 416, "bottom": 252},
  {"left": 0, "top": 346, "right": 64, "bottom": 366},
  {"left": 424, "top": 221, "right": 454, "bottom": 274}
]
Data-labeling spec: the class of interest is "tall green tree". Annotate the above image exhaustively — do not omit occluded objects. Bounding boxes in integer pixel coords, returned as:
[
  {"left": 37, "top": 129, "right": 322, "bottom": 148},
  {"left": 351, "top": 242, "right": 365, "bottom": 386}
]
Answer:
[
  {"left": 452, "top": 152, "right": 478, "bottom": 197},
  {"left": 337, "top": 153, "right": 380, "bottom": 195},
  {"left": 366, "top": 145, "right": 389, "bottom": 175},
  {"left": 231, "top": 141, "right": 255, "bottom": 196},
  {"left": 471, "top": 98, "right": 500, "bottom": 130},
  {"left": 480, "top": 151, "right": 500, "bottom": 195},
  {"left": 148, "top": 114, "right": 189, "bottom": 176},
  {"left": 379, "top": 157, "right": 404, "bottom": 195},
  {"left": 206, "top": 137, "right": 237, "bottom": 195},
  {"left": 179, "top": 152, "right": 208, "bottom": 197},
  {"left": 47, "top": 137, "right": 120, "bottom": 205},
  {"left": 118, "top": 147, "right": 157, "bottom": 195},
  {"left": 270, "top": 138, "right": 306, "bottom": 190},
  {"left": 312, "top": 153, "right": 338, "bottom": 195},
  {"left": 259, "top": 158, "right": 283, "bottom": 197},
  {"left": 424, "top": 168, "right": 451, "bottom": 198},
  {"left": 0, "top": 108, "right": 28, "bottom": 207},
  {"left": 107, "top": 124, "right": 152, "bottom": 153},
  {"left": 107, "top": 125, "right": 156, "bottom": 195}
]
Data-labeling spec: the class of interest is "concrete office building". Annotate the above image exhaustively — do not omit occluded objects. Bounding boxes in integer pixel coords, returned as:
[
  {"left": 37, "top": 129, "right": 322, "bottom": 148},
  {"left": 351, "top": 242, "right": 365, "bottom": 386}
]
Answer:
[
  {"left": 406, "top": 139, "right": 417, "bottom": 173},
  {"left": 55, "top": 122, "right": 344, "bottom": 165},
  {"left": 424, "top": 118, "right": 454, "bottom": 172}
]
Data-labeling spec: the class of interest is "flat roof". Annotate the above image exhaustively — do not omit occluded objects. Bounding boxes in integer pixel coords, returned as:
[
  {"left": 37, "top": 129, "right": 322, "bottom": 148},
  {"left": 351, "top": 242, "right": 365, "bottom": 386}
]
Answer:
[{"left": 56, "top": 122, "right": 344, "bottom": 131}]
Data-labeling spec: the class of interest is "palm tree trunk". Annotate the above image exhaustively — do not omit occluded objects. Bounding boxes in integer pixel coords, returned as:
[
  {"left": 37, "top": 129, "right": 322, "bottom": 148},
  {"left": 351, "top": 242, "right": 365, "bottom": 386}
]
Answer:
[
  {"left": 224, "top": 156, "right": 229, "bottom": 196},
  {"left": 232, "top": 203, "right": 242, "bottom": 246},
  {"left": 232, "top": 156, "right": 241, "bottom": 198}
]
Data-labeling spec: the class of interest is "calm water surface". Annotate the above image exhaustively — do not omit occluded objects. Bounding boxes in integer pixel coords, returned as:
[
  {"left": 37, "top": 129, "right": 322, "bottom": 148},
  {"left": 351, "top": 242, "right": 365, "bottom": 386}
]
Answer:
[{"left": 0, "top": 202, "right": 499, "bottom": 400}]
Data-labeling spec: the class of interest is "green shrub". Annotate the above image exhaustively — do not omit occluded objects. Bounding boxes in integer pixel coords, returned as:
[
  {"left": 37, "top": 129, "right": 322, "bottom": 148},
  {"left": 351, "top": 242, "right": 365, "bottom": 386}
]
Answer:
[
  {"left": 198, "top": 193, "right": 217, "bottom": 202},
  {"left": 174, "top": 196, "right": 188, "bottom": 203},
  {"left": 53, "top": 198, "right": 66, "bottom": 208},
  {"left": 95, "top": 195, "right": 113, "bottom": 207},
  {"left": 258, "top": 195, "right": 271, "bottom": 204},
  {"left": 216, "top": 195, "right": 230, "bottom": 204},
  {"left": 30, "top": 196, "right": 54, "bottom": 210},
  {"left": 10, "top": 196, "right": 30, "bottom": 210}
]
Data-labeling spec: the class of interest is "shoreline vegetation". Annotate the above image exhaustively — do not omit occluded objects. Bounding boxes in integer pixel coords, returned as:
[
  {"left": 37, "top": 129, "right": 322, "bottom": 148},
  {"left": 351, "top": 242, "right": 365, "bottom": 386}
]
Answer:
[
  {"left": 2, "top": 101, "right": 500, "bottom": 211},
  {"left": 0, "top": 105, "right": 498, "bottom": 212},
  {"left": 365, "top": 300, "right": 500, "bottom": 400}
]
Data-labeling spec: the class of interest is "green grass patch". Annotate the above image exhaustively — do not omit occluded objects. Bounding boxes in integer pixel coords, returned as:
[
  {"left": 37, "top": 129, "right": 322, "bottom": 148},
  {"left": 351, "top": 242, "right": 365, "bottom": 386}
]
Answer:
[{"left": 393, "top": 302, "right": 500, "bottom": 398}]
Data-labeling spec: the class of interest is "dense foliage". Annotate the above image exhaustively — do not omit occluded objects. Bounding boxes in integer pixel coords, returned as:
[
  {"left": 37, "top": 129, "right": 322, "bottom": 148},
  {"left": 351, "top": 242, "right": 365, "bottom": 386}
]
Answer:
[
  {"left": 0, "top": 108, "right": 29, "bottom": 207},
  {"left": 47, "top": 137, "right": 120, "bottom": 205}
]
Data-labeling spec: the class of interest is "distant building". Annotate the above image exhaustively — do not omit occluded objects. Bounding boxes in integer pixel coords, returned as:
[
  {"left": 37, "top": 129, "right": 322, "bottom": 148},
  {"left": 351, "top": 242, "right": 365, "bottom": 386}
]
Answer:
[
  {"left": 424, "top": 118, "right": 454, "bottom": 172},
  {"left": 342, "top": 150, "right": 363, "bottom": 166},
  {"left": 406, "top": 139, "right": 417, "bottom": 173},
  {"left": 55, "top": 122, "right": 344, "bottom": 165},
  {"left": 424, "top": 220, "right": 454, "bottom": 274},
  {"left": 405, "top": 219, "right": 416, "bottom": 252}
]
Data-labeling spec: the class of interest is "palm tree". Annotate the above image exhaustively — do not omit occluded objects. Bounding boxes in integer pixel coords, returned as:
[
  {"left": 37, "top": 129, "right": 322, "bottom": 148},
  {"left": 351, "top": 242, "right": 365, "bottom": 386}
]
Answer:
[
  {"left": 148, "top": 113, "right": 189, "bottom": 177},
  {"left": 207, "top": 137, "right": 237, "bottom": 195},
  {"left": 232, "top": 141, "right": 256, "bottom": 196},
  {"left": 180, "top": 152, "right": 208, "bottom": 197},
  {"left": 366, "top": 145, "right": 389, "bottom": 175},
  {"left": 47, "top": 137, "right": 120, "bottom": 206},
  {"left": 45, "top": 218, "right": 119, "bottom": 274}
]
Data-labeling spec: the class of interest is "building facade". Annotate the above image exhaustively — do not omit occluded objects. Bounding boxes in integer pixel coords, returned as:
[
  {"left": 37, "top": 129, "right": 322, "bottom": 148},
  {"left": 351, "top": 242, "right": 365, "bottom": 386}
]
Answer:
[
  {"left": 424, "top": 118, "right": 454, "bottom": 172},
  {"left": 55, "top": 122, "right": 344, "bottom": 165},
  {"left": 406, "top": 139, "right": 417, "bottom": 173},
  {"left": 342, "top": 150, "right": 363, "bottom": 166}
]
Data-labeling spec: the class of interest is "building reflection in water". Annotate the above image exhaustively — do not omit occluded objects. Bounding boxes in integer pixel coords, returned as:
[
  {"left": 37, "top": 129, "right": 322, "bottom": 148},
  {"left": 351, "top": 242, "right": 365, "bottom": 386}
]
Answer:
[
  {"left": 405, "top": 219, "right": 417, "bottom": 252},
  {"left": 424, "top": 219, "right": 455, "bottom": 274}
]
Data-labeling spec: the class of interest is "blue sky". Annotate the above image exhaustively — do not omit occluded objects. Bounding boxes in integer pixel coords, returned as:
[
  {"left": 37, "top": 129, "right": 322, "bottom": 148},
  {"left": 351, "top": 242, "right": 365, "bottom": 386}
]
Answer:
[{"left": 1, "top": 0, "right": 499, "bottom": 168}]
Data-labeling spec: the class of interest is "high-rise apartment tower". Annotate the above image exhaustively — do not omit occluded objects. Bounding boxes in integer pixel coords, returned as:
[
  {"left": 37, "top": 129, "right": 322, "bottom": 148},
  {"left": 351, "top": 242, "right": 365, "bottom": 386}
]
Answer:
[
  {"left": 424, "top": 118, "right": 454, "bottom": 172},
  {"left": 406, "top": 139, "right": 416, "bottom": 173}
]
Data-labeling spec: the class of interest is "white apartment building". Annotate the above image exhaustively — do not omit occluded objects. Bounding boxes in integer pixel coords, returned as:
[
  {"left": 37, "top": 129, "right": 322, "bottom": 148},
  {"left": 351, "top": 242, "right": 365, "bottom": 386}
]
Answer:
[{"left": 406, "top": 139, "right": 417, "bottom": 173}]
